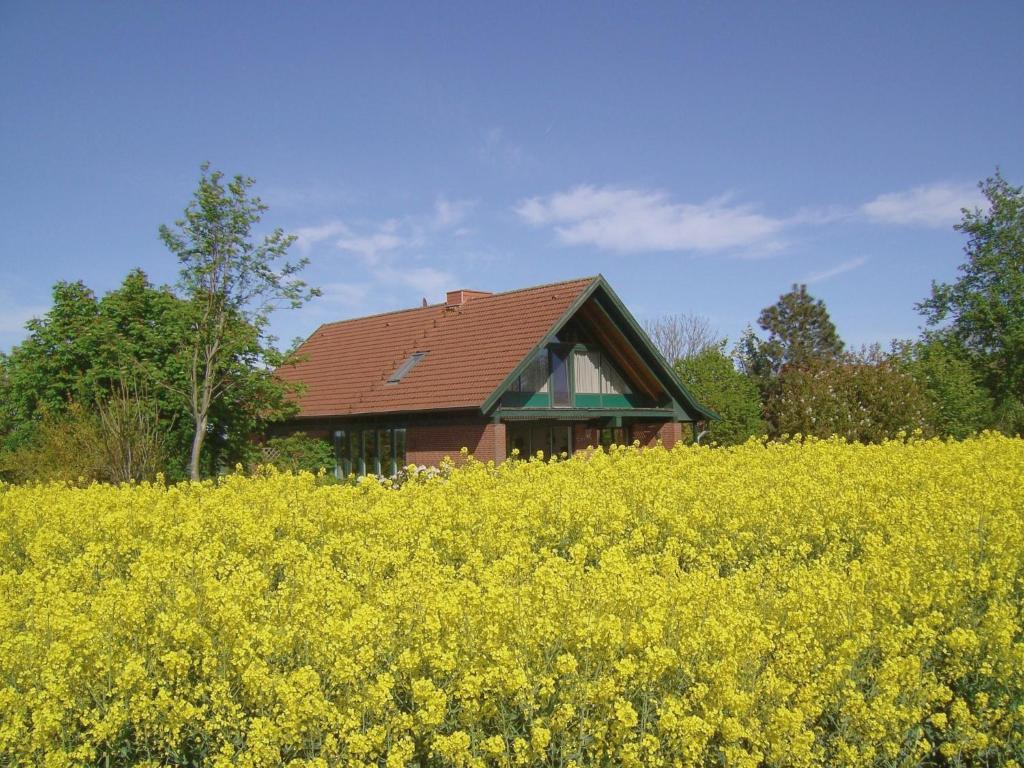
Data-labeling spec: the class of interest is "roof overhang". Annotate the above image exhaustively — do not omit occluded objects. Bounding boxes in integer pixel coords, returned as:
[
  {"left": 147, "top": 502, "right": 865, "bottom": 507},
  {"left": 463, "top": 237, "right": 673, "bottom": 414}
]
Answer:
[{"left": 480, "top": 275, "right": 719, "bottom": 421}]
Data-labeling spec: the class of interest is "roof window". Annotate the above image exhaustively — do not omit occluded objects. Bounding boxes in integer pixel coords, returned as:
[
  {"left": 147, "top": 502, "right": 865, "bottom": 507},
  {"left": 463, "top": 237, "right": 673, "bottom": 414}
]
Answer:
[{"left": 387, "top": 351, "right": 427, "bottom": 384}]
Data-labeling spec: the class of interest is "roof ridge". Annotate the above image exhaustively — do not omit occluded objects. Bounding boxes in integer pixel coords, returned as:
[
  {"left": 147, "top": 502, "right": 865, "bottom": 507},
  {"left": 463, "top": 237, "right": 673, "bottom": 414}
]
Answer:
[
  {"left": 477, "top": 275, "right": 598, "bottom": 300},
  {"left": 312, "top": 275, "right": 598, "bottom": 333},
  {"left": 316, "top": 301, "right": 444, "bottom": 330}
]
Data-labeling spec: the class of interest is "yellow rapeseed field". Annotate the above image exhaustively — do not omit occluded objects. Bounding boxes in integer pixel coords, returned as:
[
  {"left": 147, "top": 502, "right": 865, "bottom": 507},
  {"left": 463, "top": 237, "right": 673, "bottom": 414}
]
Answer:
[{"left": 1, "top": 435, "right": 1022, "bottom": 767}]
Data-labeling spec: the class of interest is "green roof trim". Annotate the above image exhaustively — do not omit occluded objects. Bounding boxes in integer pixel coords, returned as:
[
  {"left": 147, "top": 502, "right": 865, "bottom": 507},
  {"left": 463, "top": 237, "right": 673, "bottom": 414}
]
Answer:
[{"left": 480, "top": 275, "right": 719, "bottom": 421}]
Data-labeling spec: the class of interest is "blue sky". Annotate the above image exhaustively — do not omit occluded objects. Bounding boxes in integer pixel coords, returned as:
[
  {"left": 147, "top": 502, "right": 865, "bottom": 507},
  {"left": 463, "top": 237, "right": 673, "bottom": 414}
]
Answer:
[{"left": 1, "top": 1, "right": 1021, "bottom": 354}]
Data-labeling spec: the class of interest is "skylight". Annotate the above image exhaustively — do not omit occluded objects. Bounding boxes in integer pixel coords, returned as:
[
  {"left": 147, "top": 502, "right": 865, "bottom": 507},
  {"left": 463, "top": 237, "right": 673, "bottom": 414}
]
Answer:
[{"left": 387, "top": 351, "right": 427, "bottom": 384}]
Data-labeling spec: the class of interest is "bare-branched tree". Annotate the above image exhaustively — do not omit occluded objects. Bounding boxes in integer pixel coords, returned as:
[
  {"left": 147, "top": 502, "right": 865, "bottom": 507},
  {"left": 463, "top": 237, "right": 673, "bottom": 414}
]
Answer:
[
  {"left": 642, "top": 313, "right": 721, "bottom": 364},
  {"left": 95, "top": 378, "right": 166, "bottom": 483}
]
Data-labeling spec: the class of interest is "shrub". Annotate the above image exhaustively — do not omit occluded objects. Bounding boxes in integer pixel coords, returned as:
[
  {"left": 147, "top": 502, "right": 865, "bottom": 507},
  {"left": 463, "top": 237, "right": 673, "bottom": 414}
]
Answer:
[
  {"left": 257, "top": 431, "right": 335, "bottom": 474},
  {"left": 674, "top": 344, "right": 765, "bottom": 445},
  {"left": 766, "top": 348, "right": 935, "bottom": 441}
]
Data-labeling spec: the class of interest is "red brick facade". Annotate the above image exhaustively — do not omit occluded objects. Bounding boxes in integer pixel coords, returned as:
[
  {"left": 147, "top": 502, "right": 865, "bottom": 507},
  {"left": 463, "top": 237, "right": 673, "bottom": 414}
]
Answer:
[
  {"left": 624, "top": 421, "right": 684, "bottom": 449},
  {"left": 571, "top": 421, "right": 683, "bottom": 454},
  {"left": 406, "top": 422, "right": 507, "bottom": 467}
]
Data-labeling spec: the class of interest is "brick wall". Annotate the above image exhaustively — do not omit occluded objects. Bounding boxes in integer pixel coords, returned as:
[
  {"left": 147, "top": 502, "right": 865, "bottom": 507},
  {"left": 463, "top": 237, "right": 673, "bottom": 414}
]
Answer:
[
  {"left": 574, "top": 424, "right": 601, "bottom": 452},
  {"left": 407, "top": 422, "right": 506, "bottom": 467},
  {"left": 630, "top": 421, "right": 684, "bottom": 449}
]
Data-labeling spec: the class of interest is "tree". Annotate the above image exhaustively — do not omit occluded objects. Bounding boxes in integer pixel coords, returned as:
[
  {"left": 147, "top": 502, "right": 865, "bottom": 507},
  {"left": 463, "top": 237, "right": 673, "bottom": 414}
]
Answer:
[
  {"left": 917, "top": 170, "right": 1024, "bottom": 434},
  {"left": 674, "top": 343, "right": 765, "bottom": 445},
  {"left": 743, "top": 284, "right": 844, "bottom": 379},
  {"left": 159, "top": 164, "right": 319, "bottom": 479},
  {"left": 0, "top": 271, "right": 193, "bottom": 475},
  {"left": 643, "top": 313, "right": 720, "bottom": 364},
  {"left": 895, "top": 338, "right": 993, "bottom": 439}
]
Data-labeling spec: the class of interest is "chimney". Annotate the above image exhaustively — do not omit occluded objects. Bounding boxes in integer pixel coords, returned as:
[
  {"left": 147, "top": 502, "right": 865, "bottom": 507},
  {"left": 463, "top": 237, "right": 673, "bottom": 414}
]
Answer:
[{"left": 445, "top": 289, "right": 492, "bottom": 307}]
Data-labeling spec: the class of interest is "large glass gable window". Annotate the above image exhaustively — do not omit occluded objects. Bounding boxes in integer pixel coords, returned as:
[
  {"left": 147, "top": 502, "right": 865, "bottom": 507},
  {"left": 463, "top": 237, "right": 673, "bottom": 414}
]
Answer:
[
  {"left": 573, "top": 349, "right": 632, "bottom": 395},
  {"left": 549, "top": 347, "right": 571, "bottom": 407},
  {"left": 511, "top": 351, "right": 549, "bottom": 393}
]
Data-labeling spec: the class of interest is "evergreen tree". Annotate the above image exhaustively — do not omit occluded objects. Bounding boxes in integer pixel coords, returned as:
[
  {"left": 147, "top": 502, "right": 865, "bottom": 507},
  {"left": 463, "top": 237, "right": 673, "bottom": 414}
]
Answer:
[{"left": 754, "top": 283, "right": 844, "bottom": 377}]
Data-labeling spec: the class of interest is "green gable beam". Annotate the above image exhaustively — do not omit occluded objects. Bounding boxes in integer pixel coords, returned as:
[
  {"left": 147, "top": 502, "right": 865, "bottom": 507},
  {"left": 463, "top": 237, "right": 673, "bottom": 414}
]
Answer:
[{"left": 480, "top": 275, "right": 719, "bottom": 421}]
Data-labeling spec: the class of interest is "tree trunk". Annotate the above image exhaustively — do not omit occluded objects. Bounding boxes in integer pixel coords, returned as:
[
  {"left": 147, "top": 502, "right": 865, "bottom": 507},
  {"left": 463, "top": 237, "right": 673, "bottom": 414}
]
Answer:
[{"left": 189, "top": 416, "right": 207, "bottom": 480}]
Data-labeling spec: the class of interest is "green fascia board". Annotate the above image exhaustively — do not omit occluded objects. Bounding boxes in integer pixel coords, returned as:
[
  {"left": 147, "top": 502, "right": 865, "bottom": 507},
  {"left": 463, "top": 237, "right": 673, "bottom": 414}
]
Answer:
[
  {"left": 480, "top": 275, "right": 719, "bottom": 421},
  {"left": 494, "top": 407, "right": 683, "bottom": 421},
  {"left": 573, "top": 393, "right": 651, "bottom": 409},
  {"left": 480, "top": 276, "right": 602, "bottom": 414},
  {"left": 502, "top": 392, "right": 551, "bottom": 408},
  {"left": 587, "top": 278, "right": 720, "bottom": 421}
]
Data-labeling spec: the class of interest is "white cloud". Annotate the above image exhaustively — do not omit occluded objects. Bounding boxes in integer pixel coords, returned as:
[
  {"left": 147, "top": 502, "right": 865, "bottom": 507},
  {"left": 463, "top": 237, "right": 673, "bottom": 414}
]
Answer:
[
  {"left": 516, "top": 185, "right": 785, "bottom": 253},
  {"left": 293, "top": 221, "right": 349, "bottom": 252},
  {"left": 0, "top": 293, "right": 47, "bottom": 350},
  {"left": 377, "top": 265, "right": 454, "bottom": 299},
  {"left": 862, "top": 182, "right": 983, "bottom": 228},
  {"left": 296, "top": 197, "right": 475, "bottom": 266},
  {"left": 335, "top": 232, "right": 410, "bottom": 265},
  {"left": 431, "top": 198, "right": 475, "bottom": 230},
  {"left": 479, "top": 127, "right": 529, "bottom": 171},
  {"left": 0, "top": 307, "right": 37, "bottom": 334},
  {"left": 319, "top": 281, "right": 372, "bottom": 308},
  {"left": 804, "top": 256, "right": 868, "bottom": 285}
]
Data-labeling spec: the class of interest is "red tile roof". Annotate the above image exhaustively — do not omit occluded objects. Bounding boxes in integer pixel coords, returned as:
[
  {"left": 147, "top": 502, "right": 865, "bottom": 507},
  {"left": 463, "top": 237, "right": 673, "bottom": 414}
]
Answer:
[{"left": 277, "top": 277, "right": 597, "bottom": 417}]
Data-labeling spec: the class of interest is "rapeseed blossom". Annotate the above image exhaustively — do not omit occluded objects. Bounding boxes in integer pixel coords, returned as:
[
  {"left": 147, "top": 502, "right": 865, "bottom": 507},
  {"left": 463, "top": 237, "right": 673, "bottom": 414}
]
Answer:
[{"left": 0, "top": 434, "right": 1022, "bottom": 766}]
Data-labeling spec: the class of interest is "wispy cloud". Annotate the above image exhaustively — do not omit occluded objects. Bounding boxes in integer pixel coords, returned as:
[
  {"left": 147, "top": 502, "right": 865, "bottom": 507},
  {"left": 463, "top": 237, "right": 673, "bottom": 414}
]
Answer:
[
  {"left": 318, "top": 281, "right": 373, "bottom": 310},
  {"left": 376, "top": 265, "right": 454, "bottom": 298},
  {"left": 335, "top": 231, "right": 412, "bottom": 265},
  {"left": 804, "top": 256, "right": 868, "bottom": 285},
  {"left": 861, "top": 182, "right": 983, "bottom": 228},
  {"left": 0, "top": 292, "right": 47, "bottom": 350},
  {"left": 431, "top": 198, "right": 475, "bottom": 230},
  {"left": 478, "top": 127, "right": 530, "bottom": 171},
  {"left": 295, "top": 197, "right": 473, "bottom": 311},
  {"left": 293, "top": 221, "right": 349, "bottom": 252},
  {"left": 516, "top": 185, "right": 786, "bottom": 254}
]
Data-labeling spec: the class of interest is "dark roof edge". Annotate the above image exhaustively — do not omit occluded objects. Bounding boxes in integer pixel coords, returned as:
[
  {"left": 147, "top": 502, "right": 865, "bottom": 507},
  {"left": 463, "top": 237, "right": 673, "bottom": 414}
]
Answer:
[
  {"left": 480, "top": 277, "right": 602, "bottom": 414},
  {"left": 480, "top": 275, "right": 719, "bottom": 421},
  {"left": 591, "top": 278, "right": 720, "bottom": 421}
]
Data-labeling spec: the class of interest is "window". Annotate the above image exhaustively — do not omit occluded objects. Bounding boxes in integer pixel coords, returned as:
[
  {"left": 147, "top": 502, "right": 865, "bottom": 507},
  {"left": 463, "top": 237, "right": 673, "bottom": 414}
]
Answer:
[
  {"left": 549, "top": 347, "right": 571, "bottom": 407},
  {"left": 363, "top": 430, "right": 379, "bottom": 475},
  {"left": 348, "top": 430, "right": 362, "bottom": 475},
  {"left": 574, "top": 350, "right": 602, "bottom": 393},
  {"left": 336, "top": 427, "right": 408, "bottom": 478},
  {"left": 599, "top": 427, "right": 627, "bottom": 448},
  {"left": 387, "top": 351, "right": 427, "bottom": 384},
  {"left": 601, "top": 356, "right": 632, "bottom": 395},
  {"left": 511, "top": 351, "right": 549, "bottom": 393},
  {"left": 378, "top": 429, "right": 393, "bottom": 477},
  {"left": 573, "top": 348, "right": 633, "bottom": 396},
  {"left": 333, "top": 430, "right": 350, "bottom": 478},
  {"left": 394, "top": 429, "right": 407, "bottom": 471}
]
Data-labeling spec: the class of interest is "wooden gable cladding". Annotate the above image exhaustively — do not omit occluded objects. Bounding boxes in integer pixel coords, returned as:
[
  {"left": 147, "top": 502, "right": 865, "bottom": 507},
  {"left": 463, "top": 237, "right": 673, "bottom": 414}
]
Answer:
[{"left": 575, "top": 298, "right": 666, "bottom": 402}]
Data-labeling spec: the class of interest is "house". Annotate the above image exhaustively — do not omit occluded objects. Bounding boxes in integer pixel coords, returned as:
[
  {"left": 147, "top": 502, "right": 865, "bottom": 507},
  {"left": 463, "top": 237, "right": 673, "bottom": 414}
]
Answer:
[{"left": 273, "top": 275, "right": 715, "bottom": 476}]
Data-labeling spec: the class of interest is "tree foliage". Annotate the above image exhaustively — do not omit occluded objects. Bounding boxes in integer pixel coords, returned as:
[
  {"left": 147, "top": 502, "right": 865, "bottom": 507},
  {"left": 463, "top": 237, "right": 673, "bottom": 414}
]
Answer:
[
  {"left": 918, "top": 170, "right": 1024, "bottom": 434},
  {"left": 159, "top": 164, "right": 319, "bottom": 479},
  {"left": 674, "top": 344, "right": 765, "bottom": 445},
  {"left": 895, "top": 338, "right": 994, "bottom": 439},
  {"left": 766, "top": 347, "right": 934, "bottom": 442},
  {"left": 741, "top": 284, "right": 845, "bottom": 380},
  {"left": 0, "top": 272, "right": 187, "bottom": 464}
]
